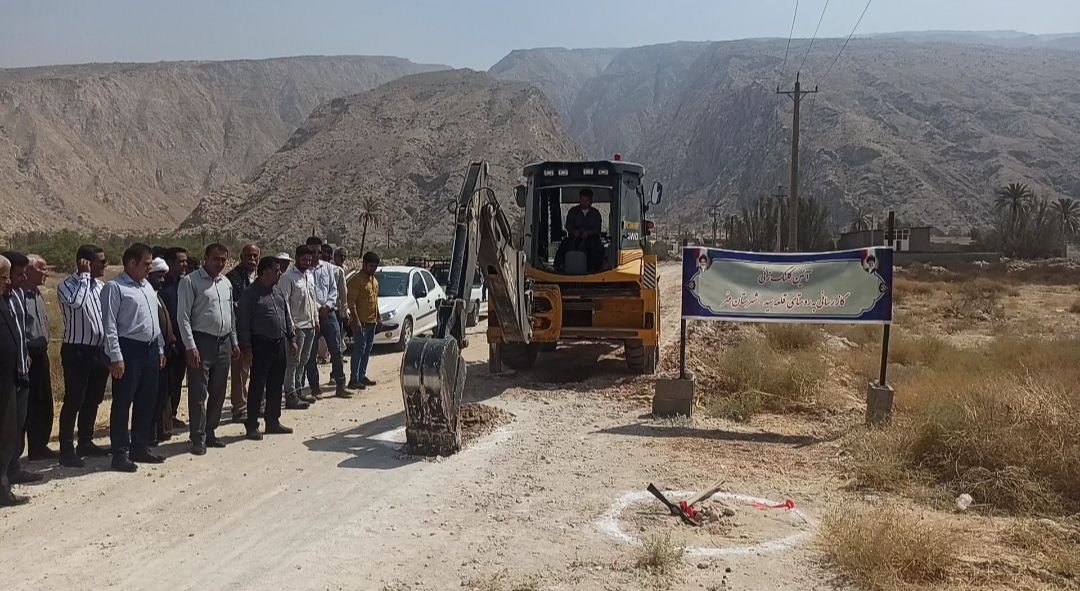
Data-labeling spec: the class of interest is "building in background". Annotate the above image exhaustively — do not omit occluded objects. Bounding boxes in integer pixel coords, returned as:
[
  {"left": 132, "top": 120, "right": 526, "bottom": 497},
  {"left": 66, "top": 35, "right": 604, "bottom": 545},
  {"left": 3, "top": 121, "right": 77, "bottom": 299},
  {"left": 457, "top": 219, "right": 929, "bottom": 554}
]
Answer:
[{"left": 837, "top": 226, "right": 933, "bottom": 252}]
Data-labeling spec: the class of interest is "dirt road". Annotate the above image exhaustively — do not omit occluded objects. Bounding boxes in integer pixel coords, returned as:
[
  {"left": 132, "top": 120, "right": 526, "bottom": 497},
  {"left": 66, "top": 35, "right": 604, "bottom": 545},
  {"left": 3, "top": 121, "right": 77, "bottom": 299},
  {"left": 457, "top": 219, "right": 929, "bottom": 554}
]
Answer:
[{"left": 2, "top": 263, "right": 842, "bottom": 590}]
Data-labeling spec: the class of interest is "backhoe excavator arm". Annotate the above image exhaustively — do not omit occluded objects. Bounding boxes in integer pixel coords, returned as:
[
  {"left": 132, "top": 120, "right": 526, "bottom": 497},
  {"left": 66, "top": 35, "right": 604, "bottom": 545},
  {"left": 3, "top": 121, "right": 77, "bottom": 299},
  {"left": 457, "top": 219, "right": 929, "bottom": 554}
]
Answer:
[{"left": 400, "top": 161, "right": 531, "bottom": 456}]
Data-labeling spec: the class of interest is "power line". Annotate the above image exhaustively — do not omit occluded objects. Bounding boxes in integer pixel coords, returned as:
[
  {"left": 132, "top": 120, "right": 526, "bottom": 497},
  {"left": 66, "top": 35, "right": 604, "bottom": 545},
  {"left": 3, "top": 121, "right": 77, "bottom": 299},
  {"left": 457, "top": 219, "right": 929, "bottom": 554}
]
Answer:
[
  {"left": 797, "top": 0, "right": 831, "bottom": 74},
  {"left": 778, "top": 0, "right": 800, "bottom": 84},
  {"left": 817, "top": 0, "right": 874, "bottom": 85}
]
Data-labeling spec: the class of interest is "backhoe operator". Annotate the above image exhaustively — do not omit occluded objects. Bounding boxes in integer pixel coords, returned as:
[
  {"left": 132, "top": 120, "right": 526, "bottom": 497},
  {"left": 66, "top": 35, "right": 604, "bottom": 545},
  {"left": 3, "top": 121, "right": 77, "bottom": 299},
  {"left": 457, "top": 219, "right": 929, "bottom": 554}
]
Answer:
[{"left": 559, "top": 188, "right": 604, "bottom": 272}]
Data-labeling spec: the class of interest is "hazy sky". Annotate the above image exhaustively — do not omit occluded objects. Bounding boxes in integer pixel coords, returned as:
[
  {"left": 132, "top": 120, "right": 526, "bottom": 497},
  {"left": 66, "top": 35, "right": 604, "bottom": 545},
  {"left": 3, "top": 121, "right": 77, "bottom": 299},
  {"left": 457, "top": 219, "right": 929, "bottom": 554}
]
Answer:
[{"left": 2, "top": 0, "right": 1078, "bottom": 70}]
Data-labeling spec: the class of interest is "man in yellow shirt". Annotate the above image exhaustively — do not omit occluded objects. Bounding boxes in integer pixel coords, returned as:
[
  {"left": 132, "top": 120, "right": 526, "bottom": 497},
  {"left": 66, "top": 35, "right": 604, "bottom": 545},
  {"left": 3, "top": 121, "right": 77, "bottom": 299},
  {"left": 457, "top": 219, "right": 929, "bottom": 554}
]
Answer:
[{"left": 347, "top": 252, "right": 380, "bottom": 389}]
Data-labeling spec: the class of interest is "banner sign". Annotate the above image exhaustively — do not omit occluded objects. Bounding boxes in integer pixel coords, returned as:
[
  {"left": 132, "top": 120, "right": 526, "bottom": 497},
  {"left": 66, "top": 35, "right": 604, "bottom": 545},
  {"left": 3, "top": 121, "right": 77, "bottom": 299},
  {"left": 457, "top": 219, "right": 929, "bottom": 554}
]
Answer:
[{"left": 681, "top": 246, "right": 893, "bottom": 324}]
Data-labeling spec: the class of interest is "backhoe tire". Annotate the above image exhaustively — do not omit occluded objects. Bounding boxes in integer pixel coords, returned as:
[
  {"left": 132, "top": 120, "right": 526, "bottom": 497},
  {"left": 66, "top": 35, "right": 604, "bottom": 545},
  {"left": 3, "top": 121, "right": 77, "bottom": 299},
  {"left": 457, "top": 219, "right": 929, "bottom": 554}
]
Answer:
[
  {"left": 466, "top": 301, "right": 480, "bottom": 328},
  {"left": 625, "top": 339, "right": 658, "bottom": 374},
  {"left": 502, "top": 343, "right": 539, "bottom": 370},
  {"left": 539, "top": 342, "right": 558, "bottom": 353}
]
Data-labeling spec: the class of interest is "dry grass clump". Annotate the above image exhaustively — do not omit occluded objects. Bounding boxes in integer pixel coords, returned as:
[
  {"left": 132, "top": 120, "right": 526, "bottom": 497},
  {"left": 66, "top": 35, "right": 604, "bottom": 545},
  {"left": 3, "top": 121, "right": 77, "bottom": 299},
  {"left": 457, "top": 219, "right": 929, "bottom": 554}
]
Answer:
[
  {"left": 634, "top": 533, "right": 683, "bottom": 575},
  {"left": 849, "top": 338, "right": 1080, "bottom": 514},
  {"left": 1069, "top": 300, "right": 1080, "bottom": 314},
  {"left": 761, "top": 323, "right": 819, "bottom": 352},
  {"left": 704, "top": 340, "right": 826, "bottom": 421},
  {"left": 819, "top": 504, "right": 959, "bottom": 590},
  {"left": 893, "top": 276, "right": 939, "bottom": 302},
  {"left": 1005, "top": 519, "right": 1080, "bottom": 580}
]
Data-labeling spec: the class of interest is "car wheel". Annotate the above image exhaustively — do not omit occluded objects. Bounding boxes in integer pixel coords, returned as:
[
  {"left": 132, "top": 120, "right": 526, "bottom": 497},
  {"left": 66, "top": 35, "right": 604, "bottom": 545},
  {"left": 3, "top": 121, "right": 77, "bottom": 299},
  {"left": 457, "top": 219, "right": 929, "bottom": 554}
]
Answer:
[{"left": 396, "top": 317, "right": 413, "bottom": 352}]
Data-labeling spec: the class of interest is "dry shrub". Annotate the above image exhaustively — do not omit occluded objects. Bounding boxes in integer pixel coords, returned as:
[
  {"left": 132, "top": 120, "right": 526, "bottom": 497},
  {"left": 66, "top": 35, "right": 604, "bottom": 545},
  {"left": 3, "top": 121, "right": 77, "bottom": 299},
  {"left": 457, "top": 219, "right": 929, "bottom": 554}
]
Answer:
[
  {"left": 827, "top": 324, "right": 880, "bottom": 346},
  {"left": 819, "top": 504, "right": 959, "bottom": 590},
  {"left": 1069, "top": 300, "right": 1080, "bottom": 314},
  {"left": 705, "top": 340, "right": 826, "bottom": 420},
  {"left": 1006, "top": 519, "right": 1080, "bottom": 579},
  {"left": 634, "top": 532, "right": 683, "bottom": 575},
  {"left": 887, "top": 333, "right": 952, "bottom": 368},
  {"left": 945, "top": 278, "right": 1006, "bottom": 320},
  {"left": 850, "top": 338, "right": 1080, "bottom": 514},
  {"left": 761, "top": 323, "right": 819, "bottom": 352},
  {"left": 893, "top": 276, "right": 938, "bottom": 302}
]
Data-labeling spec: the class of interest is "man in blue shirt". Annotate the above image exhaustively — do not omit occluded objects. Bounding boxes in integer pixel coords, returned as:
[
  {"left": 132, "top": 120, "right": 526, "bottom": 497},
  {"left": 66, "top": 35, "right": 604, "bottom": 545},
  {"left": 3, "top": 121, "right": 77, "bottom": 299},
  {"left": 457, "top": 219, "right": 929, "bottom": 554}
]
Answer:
[
  {"left": 304, "top": 237, "right": 347, "bottom": 398},
  {"left": 101, "top": 243, "right": 167, "bottom": 472}
]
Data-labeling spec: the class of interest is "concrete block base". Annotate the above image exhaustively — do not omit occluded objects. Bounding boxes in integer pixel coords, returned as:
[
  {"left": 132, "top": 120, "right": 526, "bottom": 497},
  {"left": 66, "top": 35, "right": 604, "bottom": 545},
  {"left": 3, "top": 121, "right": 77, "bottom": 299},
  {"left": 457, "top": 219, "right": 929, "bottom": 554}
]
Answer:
[
  {"left": 653, "top": 378, "right": 695, "bottom": 418},
  {"left": 866, "top": 382, "right": 895, "bottom": 425}
]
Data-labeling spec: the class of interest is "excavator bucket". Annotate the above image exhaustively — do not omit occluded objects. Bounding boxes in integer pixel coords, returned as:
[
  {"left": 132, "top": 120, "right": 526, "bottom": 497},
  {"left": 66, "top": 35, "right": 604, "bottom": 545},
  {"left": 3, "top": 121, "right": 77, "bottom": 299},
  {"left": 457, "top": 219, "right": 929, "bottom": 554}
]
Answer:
[{"left": 400, "top": 336, "right": 466, "bottom": 455}]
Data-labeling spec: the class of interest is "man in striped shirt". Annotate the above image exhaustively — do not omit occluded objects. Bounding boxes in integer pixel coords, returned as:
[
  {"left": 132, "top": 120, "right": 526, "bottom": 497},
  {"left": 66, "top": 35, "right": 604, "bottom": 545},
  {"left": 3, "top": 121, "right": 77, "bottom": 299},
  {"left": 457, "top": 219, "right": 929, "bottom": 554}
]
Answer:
[{"left": 57, "top": 245, "right": 111, "bottom": 468}]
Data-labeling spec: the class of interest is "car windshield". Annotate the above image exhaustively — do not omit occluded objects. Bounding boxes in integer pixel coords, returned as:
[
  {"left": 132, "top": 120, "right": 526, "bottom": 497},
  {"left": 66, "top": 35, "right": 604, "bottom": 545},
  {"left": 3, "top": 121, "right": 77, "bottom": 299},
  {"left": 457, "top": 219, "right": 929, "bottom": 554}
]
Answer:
[{"left": 376, "top": 271, "right": 409, "bottom": 297}]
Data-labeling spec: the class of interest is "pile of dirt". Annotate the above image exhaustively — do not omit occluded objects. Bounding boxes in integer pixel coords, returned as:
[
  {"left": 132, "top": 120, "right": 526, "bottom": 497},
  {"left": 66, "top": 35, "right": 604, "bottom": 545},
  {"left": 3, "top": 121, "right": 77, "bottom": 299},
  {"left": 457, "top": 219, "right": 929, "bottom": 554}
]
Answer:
[
  {"left": 460, "top": 403, "right": 514, "bottom": 444},
  {"left": 624, "top": 495, "right": 809, "bottom": 548}
]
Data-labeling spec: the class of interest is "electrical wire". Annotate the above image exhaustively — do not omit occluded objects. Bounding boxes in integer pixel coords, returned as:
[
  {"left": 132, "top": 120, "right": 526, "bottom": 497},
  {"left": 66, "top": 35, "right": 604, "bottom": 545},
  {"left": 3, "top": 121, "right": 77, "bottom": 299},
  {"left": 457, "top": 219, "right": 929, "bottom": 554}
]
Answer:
[
  {"left": 797, "top": 0, "right": 831, "bottom": 75},
  {"left": 817, "top": 0, "right": 874, "bottom": 85}
]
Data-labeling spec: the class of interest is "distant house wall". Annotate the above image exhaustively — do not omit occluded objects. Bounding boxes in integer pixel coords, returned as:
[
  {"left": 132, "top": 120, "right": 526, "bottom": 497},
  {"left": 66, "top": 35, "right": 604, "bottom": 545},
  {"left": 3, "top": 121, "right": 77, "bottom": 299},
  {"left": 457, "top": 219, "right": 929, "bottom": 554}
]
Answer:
[{"left": 837, "top": 227, "right": 933, "bottom": 252}]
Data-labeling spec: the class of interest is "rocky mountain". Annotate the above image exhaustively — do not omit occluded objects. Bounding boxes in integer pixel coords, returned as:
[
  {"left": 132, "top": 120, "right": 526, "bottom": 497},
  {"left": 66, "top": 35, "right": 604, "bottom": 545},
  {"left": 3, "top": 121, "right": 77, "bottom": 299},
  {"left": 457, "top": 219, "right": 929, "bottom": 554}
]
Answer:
[
  {"left": 182, "top": 69, "right": 584, "bottom": 246},
  {"left": 491, "top": 40, "right": 1080, "bottom": 233},
  {"left": 0, "top": 55, "right": 444, "bottom": 236}
]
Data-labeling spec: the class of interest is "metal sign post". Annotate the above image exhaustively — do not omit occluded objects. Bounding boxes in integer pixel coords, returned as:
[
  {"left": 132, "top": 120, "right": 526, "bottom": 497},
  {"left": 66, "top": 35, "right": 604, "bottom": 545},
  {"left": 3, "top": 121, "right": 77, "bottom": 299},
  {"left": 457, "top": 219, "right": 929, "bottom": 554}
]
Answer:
[{"left": 867, "top": 211, "right": 896, "bottom": 425}]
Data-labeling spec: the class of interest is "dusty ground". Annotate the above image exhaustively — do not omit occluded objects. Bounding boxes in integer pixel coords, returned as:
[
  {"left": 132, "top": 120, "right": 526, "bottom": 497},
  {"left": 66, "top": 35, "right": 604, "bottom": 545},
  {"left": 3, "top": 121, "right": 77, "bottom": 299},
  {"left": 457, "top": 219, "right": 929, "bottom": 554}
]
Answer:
[{"left": 4, "top": 263, "right": 852, "bottom": 590}]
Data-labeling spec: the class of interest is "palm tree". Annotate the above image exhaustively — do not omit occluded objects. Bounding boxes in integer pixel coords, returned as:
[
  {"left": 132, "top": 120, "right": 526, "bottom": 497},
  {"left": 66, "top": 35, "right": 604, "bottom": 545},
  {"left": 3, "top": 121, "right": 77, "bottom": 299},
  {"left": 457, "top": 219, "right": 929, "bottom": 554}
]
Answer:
[
  {"left": 358, "top": 194, "right": 383, "bottom": 252},
  {"left": 1052, "top": 197, "right": 1080, "bottom": 253},
  {"left": 994, "top": 183, "right": 1033, "bottom": 231}
]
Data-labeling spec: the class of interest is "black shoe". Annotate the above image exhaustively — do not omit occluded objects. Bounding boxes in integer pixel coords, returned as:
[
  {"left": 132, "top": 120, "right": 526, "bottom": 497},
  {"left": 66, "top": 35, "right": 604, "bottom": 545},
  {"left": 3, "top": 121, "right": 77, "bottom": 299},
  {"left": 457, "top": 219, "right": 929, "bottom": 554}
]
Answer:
[
  {"left": 245, "top": 428, "right": 263, "bottom": 441},
  {"left": 9, "top": 470, "right": 44, "bottom": 484},
  {"left": 286, "top": 395, "right": 310, "bottom": 410},
  {"left": 206, "top": 437, "right": 227, "bottom": 449},
  {"left": 157, "top": 431, "right": 173, "bottom": 443},
  {"left": 111, "top": 454, "right": 138, "bottom": 473},
  {"left": 59, "top": 451, "right": 85, "bottom": 468},
  {"left": 130, "top": 449, "right": 165, "bottom": 464},
  {"left": 335, "top": 384, "right": 353, "bottom": 399},
  {"left": 0, "top": 491, "right": 30, "bottom": 507},
  {"left": 172, "top": 417, "right": 188, "bottom": 429},
  {"left": 361, "top": 377, "right": 377, "bottom": 387},
  {"left": 77, "top": 442, "right": 111, "bottom": 457},
  {"left": 27, "top": 447, "right": 58, "bottom": 461},
  {"left": 190, "top": 443, "right": 207, "bottom": 456},
  {"left": 300, "top": 391, "right": 318, "bottom": 404},
  {"left": 347, "top": 380, "right": 364, "bottom": 390},
  {"left": 265, "top": 422, "right": 294, "bottom": 435}
]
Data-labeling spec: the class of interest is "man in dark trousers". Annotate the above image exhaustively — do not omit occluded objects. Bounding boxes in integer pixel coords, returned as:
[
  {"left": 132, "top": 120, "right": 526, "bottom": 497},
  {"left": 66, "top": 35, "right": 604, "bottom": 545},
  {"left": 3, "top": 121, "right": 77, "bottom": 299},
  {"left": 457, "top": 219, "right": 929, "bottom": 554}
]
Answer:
[
  {"left": 101, "top": 243, "right": 167, "bottom": 472},
  {"left": 160, "top": 247, "right": 188, "bottom": 428},
  {"left": 0, "top": 251, "right": 41, "bottom": 486},
  {"left": 0, "top": 255, "right": 29, "bottom": 506},
  {"left": 237, "top": 257, "right": 297, "bottom": 439},
  {"left": 178, "top": 244, "right": 239, "bottom": 456},
  {"left": 226, "top": 243, "right": 260, "bottom": 423},
  {"left": 56, "top": 245, "right": 111, "bottom": 468},
  {"left": 22, "top": 255, "right": 56, "bottom": 460}
]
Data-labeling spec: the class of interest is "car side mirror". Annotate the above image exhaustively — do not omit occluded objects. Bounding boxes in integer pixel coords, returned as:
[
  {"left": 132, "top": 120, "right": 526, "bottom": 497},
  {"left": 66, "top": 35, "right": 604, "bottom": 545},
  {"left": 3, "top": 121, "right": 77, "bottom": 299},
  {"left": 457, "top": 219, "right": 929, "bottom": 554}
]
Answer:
[
  {"left": 650, "top": 181, "right": 663, "bottom": 205},
  {"left": 514, "top": 184, "right": 527, "bottom": 208}
]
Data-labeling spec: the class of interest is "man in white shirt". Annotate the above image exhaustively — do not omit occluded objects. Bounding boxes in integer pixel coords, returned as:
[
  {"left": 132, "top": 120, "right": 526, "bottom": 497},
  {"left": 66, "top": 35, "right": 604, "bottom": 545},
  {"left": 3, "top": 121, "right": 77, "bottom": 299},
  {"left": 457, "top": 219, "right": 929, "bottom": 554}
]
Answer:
[
  {"left": 305, "top": 238, "right": 348, "bottom": 399},
  {"left": 276, "top": 245, "right": 319, "bottom": 408},
  {"left": 177, "top": 244, "right": 240, "bottom": 456}
]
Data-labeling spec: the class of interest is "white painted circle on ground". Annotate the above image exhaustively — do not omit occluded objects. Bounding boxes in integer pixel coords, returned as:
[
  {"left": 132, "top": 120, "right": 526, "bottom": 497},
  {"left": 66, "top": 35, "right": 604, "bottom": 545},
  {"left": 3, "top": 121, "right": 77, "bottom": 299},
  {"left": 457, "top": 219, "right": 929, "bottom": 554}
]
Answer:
[{"left": 595, "top": 490, "right": 817, "bottom": 558}]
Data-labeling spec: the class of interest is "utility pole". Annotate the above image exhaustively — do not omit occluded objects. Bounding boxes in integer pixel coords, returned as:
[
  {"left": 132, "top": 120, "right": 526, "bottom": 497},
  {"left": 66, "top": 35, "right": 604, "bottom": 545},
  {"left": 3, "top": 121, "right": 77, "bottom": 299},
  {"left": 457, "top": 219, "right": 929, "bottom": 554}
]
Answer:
[
  {"left": 777, "top": 73, "right": 818, "bottom": 251},
  {"left": 708, "top": 203, "right": 723, "bottom": 244},
  {"left": 772, "top": 185, "right": 786, "bottom": 252}
]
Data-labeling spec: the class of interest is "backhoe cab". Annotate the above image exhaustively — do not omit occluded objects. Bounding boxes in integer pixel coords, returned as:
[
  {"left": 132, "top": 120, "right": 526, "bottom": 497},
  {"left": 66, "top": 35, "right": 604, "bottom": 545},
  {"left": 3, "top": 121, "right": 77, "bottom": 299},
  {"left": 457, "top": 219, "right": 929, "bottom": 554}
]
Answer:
[{"left": 489, "top": 159, "right": 663, "bottom": 374}]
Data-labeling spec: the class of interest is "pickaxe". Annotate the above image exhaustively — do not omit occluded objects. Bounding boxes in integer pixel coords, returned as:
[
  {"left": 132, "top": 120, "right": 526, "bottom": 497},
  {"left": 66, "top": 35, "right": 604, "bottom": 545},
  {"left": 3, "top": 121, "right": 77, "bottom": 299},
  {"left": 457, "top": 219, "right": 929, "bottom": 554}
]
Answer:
[{"left": 646, "top": 483, "right": 701, "bottom": 526}]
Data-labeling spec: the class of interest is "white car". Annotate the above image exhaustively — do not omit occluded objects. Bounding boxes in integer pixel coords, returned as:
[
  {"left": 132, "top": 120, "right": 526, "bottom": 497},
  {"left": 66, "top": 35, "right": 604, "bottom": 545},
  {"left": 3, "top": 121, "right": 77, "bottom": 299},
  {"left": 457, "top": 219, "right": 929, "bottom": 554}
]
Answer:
[{"left": 370, "top": 265, "right": 445, "bottom": 351}]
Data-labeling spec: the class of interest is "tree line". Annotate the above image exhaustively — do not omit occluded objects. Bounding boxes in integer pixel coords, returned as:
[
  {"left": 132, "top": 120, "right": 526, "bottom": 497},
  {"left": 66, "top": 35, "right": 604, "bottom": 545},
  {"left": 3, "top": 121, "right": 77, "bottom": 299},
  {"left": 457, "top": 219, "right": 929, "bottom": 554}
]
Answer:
[{"left": 972, "top": 182, "right": 1080, "bottom": 259}]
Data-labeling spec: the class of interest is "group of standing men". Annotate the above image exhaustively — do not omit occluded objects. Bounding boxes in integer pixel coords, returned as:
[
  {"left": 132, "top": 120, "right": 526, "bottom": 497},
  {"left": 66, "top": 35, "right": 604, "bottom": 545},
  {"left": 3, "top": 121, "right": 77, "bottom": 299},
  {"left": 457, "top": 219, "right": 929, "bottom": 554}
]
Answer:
[{"left": 0, "top": 236, "right": 383, "bottom": 506}]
